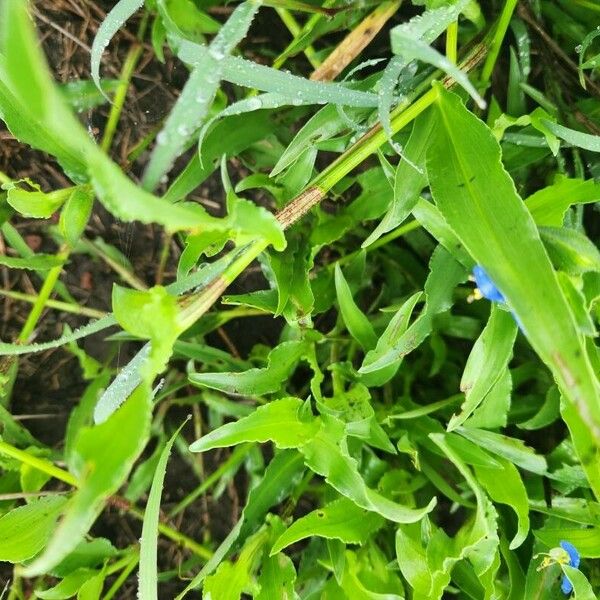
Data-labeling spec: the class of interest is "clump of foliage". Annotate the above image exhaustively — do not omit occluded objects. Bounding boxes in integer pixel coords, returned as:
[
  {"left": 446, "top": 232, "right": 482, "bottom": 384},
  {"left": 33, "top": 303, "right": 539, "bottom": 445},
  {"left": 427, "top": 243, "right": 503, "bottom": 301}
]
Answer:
[{"left": 0, "top": 0, "right": 600, "bottom": 597}]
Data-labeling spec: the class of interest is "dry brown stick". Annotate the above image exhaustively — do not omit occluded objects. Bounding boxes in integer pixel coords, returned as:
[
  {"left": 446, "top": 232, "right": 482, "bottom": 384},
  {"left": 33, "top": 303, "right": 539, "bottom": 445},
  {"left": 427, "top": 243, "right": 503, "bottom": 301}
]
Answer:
[{"left": 311, "top": 0, "right": 402, "bottom": 82}]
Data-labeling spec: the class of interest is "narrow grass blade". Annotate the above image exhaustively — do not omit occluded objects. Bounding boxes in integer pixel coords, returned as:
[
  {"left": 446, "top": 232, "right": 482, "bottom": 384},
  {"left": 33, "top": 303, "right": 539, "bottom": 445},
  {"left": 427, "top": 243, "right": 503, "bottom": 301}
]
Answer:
[
  {"left": 0, "top": 253, "right": 64, "bottom": 270},
  {"left": 0, "top": 315, "right": 117, "bottom": 356},
  {"left": 90, "top": 0, "right": 145, "bottom": 97},
  {"left": 138, "top": 418, "right": 190, "bottom": 600},
  {"left": 541, "top": 119, "right": 600, "bottom": 152},
  {"left": 143, "top": 2, "right": 260, "bottom": 189},
  {"left": 390, "top": 1, "right": 485, "bottom": 110}
]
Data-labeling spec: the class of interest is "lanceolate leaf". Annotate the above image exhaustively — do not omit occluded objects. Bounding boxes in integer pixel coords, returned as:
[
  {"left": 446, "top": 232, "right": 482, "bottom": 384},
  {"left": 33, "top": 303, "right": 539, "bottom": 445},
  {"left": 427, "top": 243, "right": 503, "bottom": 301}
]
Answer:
[
  {"left": 142, "top": 2, "right": 260, "bottom": 189},
  {"left": 189, "top": 341, "right": 308, "bottom": 396},
  {"left": 270, "top": 497, "right": 383, "bottom": 554},
  {"left": 360, "top": 245, "right": 467, "bottom": 374},
  {"left": 448, "top": 305, "right": 517, "bottom": 430},
  {"left": 334, "top": 264, "right": 377, "bottom": 351},
  {"left": 189, "top": 398, "right": 319, "bottom": 452},
  {"left": 427, "top": 85, "right": 600, "bottom": 498},
  {"left": 90, "top": 0, "right": 145, "bottom": 97}
]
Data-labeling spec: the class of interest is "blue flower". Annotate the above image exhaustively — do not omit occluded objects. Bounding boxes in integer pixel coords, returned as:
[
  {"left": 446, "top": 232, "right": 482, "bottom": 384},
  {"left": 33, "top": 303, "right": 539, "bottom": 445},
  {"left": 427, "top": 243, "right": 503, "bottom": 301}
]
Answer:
[
  {"left": 560, "top": 540, "right": 580, "bottom": 595},
  {"left": 472, "top": 265, "right": 505, "bottom": 303},
  {"left": 535, "top": 540, "right": 581, "bottom": 596}
]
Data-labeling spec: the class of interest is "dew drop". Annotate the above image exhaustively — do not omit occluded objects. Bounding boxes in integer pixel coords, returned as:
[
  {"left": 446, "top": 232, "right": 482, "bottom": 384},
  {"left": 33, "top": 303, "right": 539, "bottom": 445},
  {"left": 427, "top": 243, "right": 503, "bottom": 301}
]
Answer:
[{"left": 156, "top": 131, "right": 168, "bottom": 145}]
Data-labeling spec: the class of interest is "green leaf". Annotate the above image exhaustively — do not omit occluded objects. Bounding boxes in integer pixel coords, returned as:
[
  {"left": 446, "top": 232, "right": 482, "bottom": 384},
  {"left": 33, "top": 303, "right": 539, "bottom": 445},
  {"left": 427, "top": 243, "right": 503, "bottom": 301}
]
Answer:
[
  {"left": 356, "top": 292, "right": 421, "bottom": 387},
  {"left": 390, "top": 2, "right": 485, "bottom": 110},
  {"left": 6, "top": 183, "right": 73, "bottom": 218},
  {"left": 59, "top": 187, "right": 94, "bottom": 247},
  {"left": 189, "top": 341, "right": 308, "bottom": 396},
  {"left": 518, "top": 386, "right": 560, "bottom": 431},
  {"left": 525, "top": 176, "right": 600, "bottom": 227},
  {"left": 300, "top": 415, "right": 436, "bottom": 523},
  {"left": 36, "top": 569, "right": 97, "bottom": 600},
  {"left": 88, "top": 149, "right": 224, "bottom": 232},
  {"left": 427, "top": 85, "right": 600, "bottom": 497},
  {"left": 203, "top": 528, "right": 267, "bottom": 600},
  {"left": 0, "top": 253, "right": 64, "bottom": 270},
  {"left": 540, "top": 226, "right": 600, "bottom": 275},
  {"left": 143, "top": 1, "right": 261, "bottom": 189},
  {"left": 138, "top": 419, "right": 189, "bottom": 600},
  {"left": 189, "top": 398, "right": 319, "bottom": 452},
  {"left": 560, "top": 565, "right": 596, "bottom": 600},
  {"left": 90, "top": 0, "right": 145, "bottom": 96},
  {"left": 448, "top": 305, "right": 517, "bottom": 430},
  {"left": 270, "top": 497, "right": 383, "bottom": 554},
  {"left": 534, "top": 527, "right": 600, "bottom": 558},
  {"left": 0, "top": 496, "right": 67, "bottom": 563},
  {"left": 22, "top": 385, "right": 152, "bottom": 576},
  {"left": 59, "top": 79, "right": 120, "bottom": 111},
  {"left": 176, "top": 450, "right": 305, "bottom": 598},
  {"left": 335, "top": 264, "right": 377, "bottom": 351},
  {"left": 0, "top": 0, "right": 89, "bottom": 181},
  {"left": 51, "top": 538, "right": 117, "bottom": 577},
  {"left": 360, "top": 246, "right": 467, "bottom": 374},
  {"left": 322, "top": 384, "right": 396, "bottom": 454},
  {"left": 363, "top": 110, "right": 433, "bottom": 247},
  {"left": 464, "top": 369, "right": 512, "bottom": 430},
  {"left": 457, "top": 427, "right": 547, "bottom": 474},
  {"left": 266, "top": 233, "right": 314, "bottom": 325},
  {"left": 429, "top": 433, "right": 500, "bottom": 597},
  {"left": 271, "top": 104, "right": 354, "bottom": 177},
  {"left": 112, "top": 285, "right": 184, "bottom": 378},
  {"left": 474, "top": 456, "right": 530, "bottom": 549},
  {"left": 217, "top": 54, "right": 379, "bottom": 107},
  {"left": 256, "top": 548, "right": 296, "bottom": 600},
  {"left": 77, "top": 571, "right": 105, "bottom": 600},
  {"left": 224, "top": 186, "right": 286, "bottom": 252},
  {"left": 541, "top": 119, "right": 600, "bottom": 153},
  {"left": 0, "top": 315, "right": 117, "bottom": 357},
  {"left": 93, "top": 256, "right": 235, "bottom": 424}
]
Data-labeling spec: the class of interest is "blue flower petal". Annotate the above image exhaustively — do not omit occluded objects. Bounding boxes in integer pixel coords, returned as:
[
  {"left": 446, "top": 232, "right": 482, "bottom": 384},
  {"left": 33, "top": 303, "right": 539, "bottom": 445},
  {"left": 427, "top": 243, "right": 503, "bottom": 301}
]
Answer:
[
  {"left": 472, "top": 265, "right": 505, "bottom": 303},
  {"left": 560, "top": 540, "right": 580, "bottom": 568}
]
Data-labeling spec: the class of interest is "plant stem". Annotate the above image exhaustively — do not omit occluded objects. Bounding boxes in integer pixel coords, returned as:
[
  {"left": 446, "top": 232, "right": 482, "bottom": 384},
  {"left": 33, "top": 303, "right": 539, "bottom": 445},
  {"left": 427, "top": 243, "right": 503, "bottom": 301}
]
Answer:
[
  {"left": 0, "top": 289, "right": 106, "bottom": 319},
  {"left": 100, "top": 14, "right": 147, "bottom": 153},
  {"left": 103, "top": 552, "right": 139, "bottom": 600},
  {"left": 82, "top": 239, "right": 147, "bottom": 291},
  {"left": 178, "top": 38, "right": 490, "bottom": 330},
  {"left": 0, "top": 439, "right": 78, "bottom": 486},
  {"left": 275, "top": 8, "right": 320, "bottom": 69},
  {"left": 481, "top": 0, "right": 518, "bottom": 86},
  {"left": 18, "top": 248, "right": 68, "bottom": 342},
  {"left": 1, "top": 222, "right": 74, "bottom": 302},
  {"left": 446, "top": 20, "right": 458, "bottom": 64}
]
